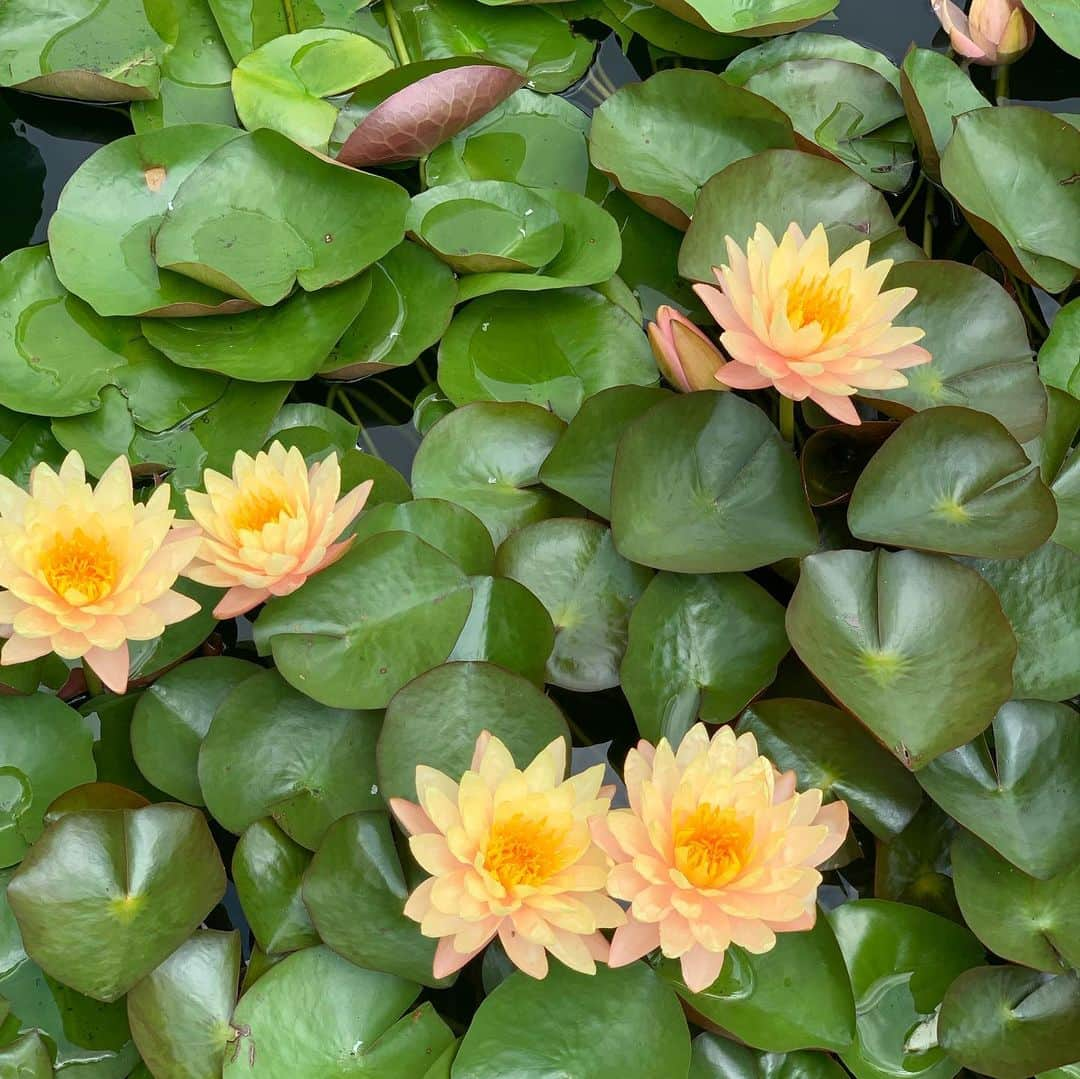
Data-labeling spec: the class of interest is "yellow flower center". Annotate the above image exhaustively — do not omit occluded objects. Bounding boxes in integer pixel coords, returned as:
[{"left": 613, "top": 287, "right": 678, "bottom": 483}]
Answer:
[
  {"left": 483, "top": 812, "right": 566, "bottom": 889},
  {"left": 40, "top": 529, "right": 118, "bottom": 607},
  {"left": 674, "top": 803, "right": 753, "bottom": 889},
  {"left": 230, "top": 487, "right": 293, "bottom": 533},
  {"left": 786, "top": 271, "right": 852, "bottom": 340}
]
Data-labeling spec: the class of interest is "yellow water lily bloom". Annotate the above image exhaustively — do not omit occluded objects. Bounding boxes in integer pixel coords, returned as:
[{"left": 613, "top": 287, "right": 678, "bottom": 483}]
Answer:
[
  {"left": 595, "top": 724, "right": 849, "bottom": 993},
  {"left": 0, "top": 453, "right": 201, "bottom": 693},
  {"left": 390, "top": 731, "right": 626, "bottom": 980},
  {"left": 182, "top": 442, "right": 372, "bottom": 619}
]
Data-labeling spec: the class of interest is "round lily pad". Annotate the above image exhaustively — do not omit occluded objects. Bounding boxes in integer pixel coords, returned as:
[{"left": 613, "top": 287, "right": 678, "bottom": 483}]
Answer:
[
  {"left": 610, "top": 392, "right": 818, "bottom": 573},
  {"left": 47, "top": 123, "right": 249, "bottom": 317},
  {"left": 621, "top": 572, "right": 789, "bottom": 743},
  {"left": 376, "top": 660, "right": 569, "bottom": 803},
  {"left": 940, "top": 107, "right": 1080, "bottom": 294},
  {"left": 254, "top": 531, "right": 474, "bottom": 709},
  {"left": 643, "top": 0, "right": 837, "bottom": 36},
  {"left": 197, "top": 668, "right": 382, "bottom": 847},
  {"left": 787, "top": 549, "right": 1017, "bottom": 769},
  {"left": 438, "top": 288, "right": 656, "bottom": 422},
  {"left": 154, "top": 128, "right": 409, "bottom": 307},
  {"left": 6, "top": 804, "right": 226, "bottom": 1002},
  {"left": 589, "top": 68, "right": 795, "bottom": 228},
  {"left": 689, "top": 1034, "right": 848, "bottom": 1079},
  {"left": 494, "top": 518, "right": 653, "bottom": 692}
]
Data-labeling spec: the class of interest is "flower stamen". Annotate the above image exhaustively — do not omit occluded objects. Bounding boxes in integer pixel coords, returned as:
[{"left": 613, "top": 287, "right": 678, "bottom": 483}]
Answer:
[
  {"left": 40, "top": 529, "right": 118, "bottom": 607},
  {"left": 674, "top": 803, "right": 753, "bottom": 889},
  {"left": 484, "top": 812, "right": 566, "bottom": 889}
]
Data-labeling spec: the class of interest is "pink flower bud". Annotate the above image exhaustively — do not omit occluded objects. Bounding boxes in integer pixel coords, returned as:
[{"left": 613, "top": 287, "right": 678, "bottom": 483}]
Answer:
[
  {"left": 646, "top": 306, "right": 727, "bottom": 393},
  {"left": 932, "top": 0, "right": 1036, "bottom": 65}
]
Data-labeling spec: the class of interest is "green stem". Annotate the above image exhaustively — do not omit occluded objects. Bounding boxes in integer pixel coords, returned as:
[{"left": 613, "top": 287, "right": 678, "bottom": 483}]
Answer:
[
  {"left": 372, "top": 378, "right": 416, "bottom": 411},
  {"left": 382, "top": 0, "right": 411, "bottom": 65},
  {"left": 334, "top": 390, "right": 383, "bottom": 459},
  {"left": 280, "top": 0, "right": 297, "bottom": 34},
  {"left": 351, "top": 390, "right": 400, "bottom": 426},
  {"left": 894, "top": 172, "right": 925, "bottom": 226},
  {"left": 994, "top": 63, "right": 1010, "bottom": 104},
  {"left": 1010, "top": 275, "right": 1048, "bottom": 339},
  {"left": 922, "top": 184, "right": 935, "bottom": 258},
  {"left": 416, "top": 357, "right": 433, "bottom": 385},
  {"left": 778, "top": 395, "right": 795, "bottom": 444}
]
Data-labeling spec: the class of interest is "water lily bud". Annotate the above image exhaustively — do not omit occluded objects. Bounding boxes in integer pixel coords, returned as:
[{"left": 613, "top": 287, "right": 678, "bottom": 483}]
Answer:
[
  {"left": 932, "top": 0, "right": 1036, "bottom": 65},
  {"left": 647, "top": 305, "right": 727, "bottom": 392}
]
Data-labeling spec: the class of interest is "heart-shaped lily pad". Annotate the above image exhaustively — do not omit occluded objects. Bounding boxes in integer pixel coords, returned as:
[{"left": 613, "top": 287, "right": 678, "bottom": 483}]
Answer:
[
  {"left": 198, "top": 669, "right": 382, "bottom": 847},
  {"left": 940, "top": 107, "right": 1080, "bottom": 294},
  {"left": 6, "top": 804, "right": 226, "bottom": 1001},
  {"left": 621, "top": 572, "right": 788, "bottom": 743},
  {"left": 874, "top": 802, "right": 961, "bottom": 920},
  {"left": 494, "top": 518, "right": 653, "bottom": 692},
  {"left": 438, "top": 288, "right": 655, "bottom": 422},
  {"left": 254, "top": 531, "right": 474, "bottom": 709},
  {"left": 918, "top": 699, "right": 1080, "bottom": 879},
  {"left": 610, "top": 392, "right": 818, "bottom": 573},
  {"left": 589, "top": 68, "right": 795, "bottom": 228},
  {"left": 645, "top": 0, "right": 837, "bottom": 36},
  {"left": 233, "top": 29, "right": 393, "bottom": 153},
  {"left": 689, "top": 1034, "right": 848, "bottom": 1079},
  {"left": 154, "top": 128, "right": 409, "bottom": 306},
  {"left": 848, "top": 406, "right": 1057, "bottom": 556},
  {"left": 47, "top": 123, "right": 248, "bottom": 318},
  {"left": 302, "top": 811, "right": 445, "bottom": 986},
  {"left": 127, "top": 929, "right": 241, "bottom": 1079},
  {"left": 786, "top": 549, "right": 1016, "bottom": 769}
]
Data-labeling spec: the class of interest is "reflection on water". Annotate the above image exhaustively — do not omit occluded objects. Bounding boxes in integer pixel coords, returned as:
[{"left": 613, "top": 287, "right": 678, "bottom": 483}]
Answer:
[{"left": 825, "top": 0, "right": 942, "bottom": 60}]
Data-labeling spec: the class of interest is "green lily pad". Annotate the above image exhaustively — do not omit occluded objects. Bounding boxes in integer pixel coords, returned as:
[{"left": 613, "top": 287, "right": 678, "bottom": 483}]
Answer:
[
  {"left": 598, "top": 0, "right": 746, "bottom": 59},
  {"left": 786, "top": 549, "right": 1016, "bottom": 769},
  {"left": 323, "top": 241, "right": 457, "bottom": 379},
  {"left": 939, "top": 967, "right": 1080, "bottom": 1079},
  {"left": 130, "top": 656, "right": 263, "bottom": 806},
  {"left": 253, "top": 531, "right": 473, "bottom": 709},
  {"left": 663, "top": 914, "right": 855, "bottom": 1053},
  {"left": 447, "top": 575, "right": 555, "bottom": 684},
  {"left": 0, "top": 1032, "right": 52, "bottom": 1076},
  {"left": 1039, "top": 297, "right": 1080, "bottom": 400},
  {"left": 454, "top": 960, "right": 690, "bottom": 1079},
  {"left": 225, "top": 945, "right": 453, "bottom": 1077},
  {"left": 865, "top": 261, "right": 1046, "bottom": 443},
  {"left": 44, "top": 781, "right": 150, "bottom": 820},
  {"left": 127, "top": 929, "right": 241, "bottom": 1079},
  {"left": 438, "top": 288, "right": 655, "bottom": 422},
  {"left": 918, "top": 699, "right": 1080, "bottom": 879},
  {"left": 847, "top": 406, "right": 1057, "bottom": 556},
  {"left": 48, "top": 123, "right": 249, "bottom": 318},
  {"left": 738, "top": 698, "right": 921, "bottom": 841},
  {"left": 198, "top": 668, "right": 382, "bottom": 847},
  {"left": 394, "top": 0, "right": 593, "bottom": 94},
  {"left": 78, "top": 694, "right": 162, "bottom": 801},
  {"left": 1024, "top": 0, "right": 1080, "bottom": 57},
  {"left": 959, "top": 542, "right": 1080, "bottom": 701},
  {"left": 0, "top": 695, "right": 96, "bottom": 868},
  {"left": 679, "top": 148, "right": 917, "bottom": 284},
  {"left": 141, "top": 275, "right": 372, "bottom": 382},
  {"left": 621, "top": 572, "right": 788, "bottom": 743},
  {"left": 589, "top": 68, "right": 795, "bottom": 228},
  {"left": 610, "top": 392, "right": 818, "bottom": 572},
  {"left": 424, "top": 88, "right": 591, "bottom": 191},
  {"left": 0, "top": 0, "right": 168, "bottom": 100},
  {"left": 689, "top": 1033, "right": 848, "bottom": 1079},
  {"left": 302, "top": 811, "right": 444, "bottom": 986},
  {"left": 233, "top": 29, "right": 393, "bottom": 153},
  {"left": 940, "top": 107, "right": 1080, "bottom": 294},
  {"left": 376, "top": 660, "right": 569, "bottom": 802},
  {"left": 154, "top": 128, "right": 409, "bottom": 306},
  {"left": 539, "top": 386, "right": 671, "bottom": 519},
  {"left": 642, "top": 0, "right": 837, "bottom": 35},
  {"left": 952, "top": 829, "right": 1080, "bottom": 972},
  {"left": 411, "top": 402, "right": 572, "bottom": 545},
  {"left": 494, "top": 518, "right": 652, "bottom": 692},
  {"left": 6, "top": 804, "right": 225, "bottom": 1002},
  {"left": 233, "top": 819, "right": 319, "bottom": 955},
  {"left": 873, "top": 803, "right": 962, "bottom": 921},
  {"left": 828, "top": 900, "right": 984, "bottom": 1079},
  {"left": 900, "top": 47, "right": 988, "bottom": 182}
]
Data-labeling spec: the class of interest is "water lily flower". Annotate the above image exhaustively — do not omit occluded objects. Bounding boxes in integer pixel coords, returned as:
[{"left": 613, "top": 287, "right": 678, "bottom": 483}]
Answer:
[
  {"left": 647, "top": 306, "right": 728, "bottom": 392},
  {"left": 390, "top": 731, "right": 626, "bottom": 980},
  {"left": 595, "top": 724, "right": 849, "bottom": 993},
  {"left": 932, "top": 0, "right": 1035, "bottom": 65},
  {"left": 695, "top": 222, "right": 931, "bottom": 425},
  {"left": 0, "top": 452, "right": 201, "bottom": 694},
  {"left": 183, "top": 442, "right": 372, "bottom": 619}
]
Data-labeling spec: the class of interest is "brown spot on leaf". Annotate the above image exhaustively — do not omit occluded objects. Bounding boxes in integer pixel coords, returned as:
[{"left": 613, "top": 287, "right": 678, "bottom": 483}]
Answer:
[{"left": 144, "top": 165, "right": 166, "bottom": 192}]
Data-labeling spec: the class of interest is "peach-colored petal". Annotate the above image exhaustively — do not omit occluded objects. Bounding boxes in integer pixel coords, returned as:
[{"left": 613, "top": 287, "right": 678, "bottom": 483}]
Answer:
[
  {"left": 499, "top": 922, "right": 549, "bottom": 979},
  {"left": 433, "top": 936, "right": 483, "bottom": 979},
  {"left": 680, "top": 945, "right": 727, "bottom": 993},
  {"left": 609, "top": 918, "right": 661, "bottom": 967},
  {"left": 389, "top": 796, "right": 437, "bottom": 836},
  {"left": 213, "top": 585, "right": 270, "bottom": 619},
  {"left": 83, "top": 643, "right": 130, "bottom": 695}
]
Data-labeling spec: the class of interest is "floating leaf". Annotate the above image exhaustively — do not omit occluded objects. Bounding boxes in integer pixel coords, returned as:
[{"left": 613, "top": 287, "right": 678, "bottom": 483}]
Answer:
[
  {"left": 940, "top": 107, "right": 1080, "bottom": 294},
  {"left": 643, "top": 0, "right": 838, "bottom": 36},
  {"left": 198, "top": 668, "right": 382, "bottom": 847},
  {"left": 918, "top": 699, "right": 1080, "bottom": 879},
  {"left": 154, "top": 128, "right": 409, "bottom": 306},
  {"left": 610, "top": 392, "right": 818, "bottom": 573},
  {"left": 1039, "top": 297, "right": 1080, "bottom": 400},
  {"left": 376, "top": 660, "right": 569, "bottom": 802},
  {"left": 1024, "top": 0, "right": 1080, "bottom": 57},
  {"left": 0, "top": 1032, "right": 52, "bottom": 1076},
  {"left": 7, "top": 804, "right": 225, "bottom": 1001},
  {"left": 786, "top": 549, "right": 1016, "bottom": 769},
  {"left": 688, "top": 1033, "right": 848, "bottom": 1079},
  {"left": 874, "top": 802, "right": 962, "bottom": 921}
]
